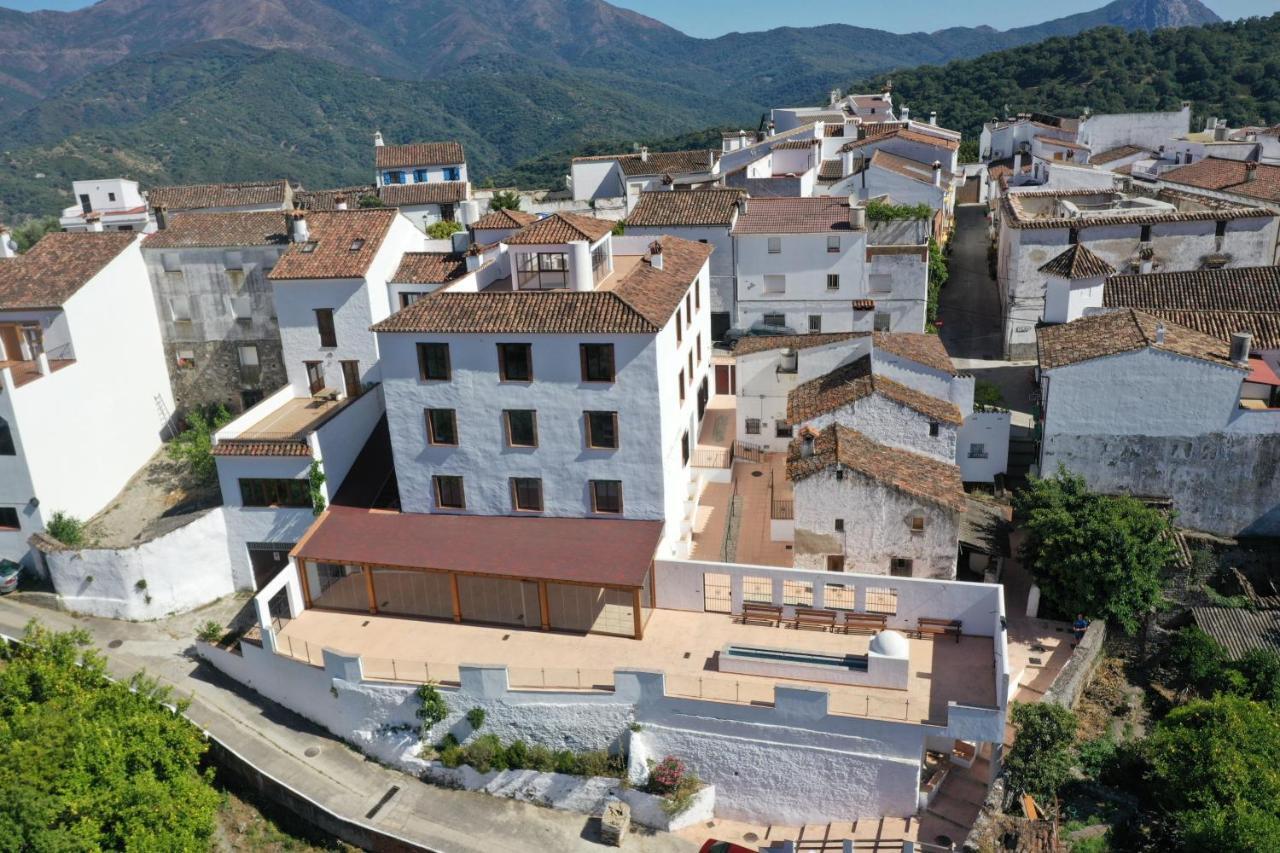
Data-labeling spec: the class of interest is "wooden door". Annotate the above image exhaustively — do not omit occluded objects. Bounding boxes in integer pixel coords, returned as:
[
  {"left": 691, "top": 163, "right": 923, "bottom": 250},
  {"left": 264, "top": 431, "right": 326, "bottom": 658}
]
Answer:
[
  {"left": 341, "top": 360, "right": 361, "bottom": 398},
  {"left": 714, "top": 363, "right": 735, "bottom": 395},
  {"left": 0, "top": 325, "right": 22, "bottom": 362}
]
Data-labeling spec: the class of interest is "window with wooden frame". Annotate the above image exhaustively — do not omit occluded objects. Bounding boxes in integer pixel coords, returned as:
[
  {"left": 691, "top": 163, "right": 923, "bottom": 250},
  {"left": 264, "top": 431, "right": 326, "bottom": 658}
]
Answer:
[
  {"left": 681, "top": 430, "right": 690, "bottom": 466},
  {"left": 505, "top": 410, "right": 538, "bottom": 447},
  {"left": 0, "top": 507, "right": 21, "bottom": 530},
  {"left": 694, "top": 280, "right": 701, "bottom": 311},
  {"left": 696, "top": 334, "right": 703, "bottom": 365},
  {"left": 687, "top": 350, "right": 693, "bottom": 380},
  {"left": 399, "top": 292, "right": 426, "bottom": 308},
  {"left": 417, "top": 342, "right": 450, "bottom": 381},
  {"left": 685, "top": 293, "right": 692, "bottom": 324},
  {"left": 579, "top": 343, "right": 615, "bottom": 382},
  {"left": 239, "top": 478, "right": 311, "bottom": 508},
  {"left": 497, "top": 343, "right": 533, "bottom": 381},
  {"left": 434, "top": 475, "right": 465, "bottom": 509},
  {"left": 426, "top": 409, "right": 458, "bottom": 446},
  {"left": 590, "top": 480, "right": 623, "bottom": 514},
  {"left": 678, "top": 369, "right": 685, "bottom": 403},
  {"left": 510, "top": 478, "right": 544, "bottom": 512},
  {"left": 314, "top": 308, "right": 337, "bottom": 347},
  {"left": 585, "top": 411, "right": 619, "bottom": 449},
  {"left": 675, "top": 307, "right": 683, "bottom": 344}
]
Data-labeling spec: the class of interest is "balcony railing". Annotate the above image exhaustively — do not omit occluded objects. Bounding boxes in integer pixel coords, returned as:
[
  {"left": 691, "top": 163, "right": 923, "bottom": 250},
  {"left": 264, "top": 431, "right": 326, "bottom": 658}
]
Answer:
[
  {"left": 733, "top": 440, "right": 767, "bottom": 464},
  {"left": 692, "top": 446, "right": 731, "bottom": 469},
  {"left": 770, "top": 499, "right": 794, "bottom": 521}
]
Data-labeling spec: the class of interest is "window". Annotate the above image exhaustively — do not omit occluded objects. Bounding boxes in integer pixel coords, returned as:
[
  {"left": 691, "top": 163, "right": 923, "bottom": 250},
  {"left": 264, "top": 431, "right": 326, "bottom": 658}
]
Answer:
[
  {"left": 0, "top": 417, "right": 14, "bottom": 455},
  {"left": 1140, "top": 225, "right": 1152, "bottom": 243},
  {"left": 1068, "top": 228, "right": 1079, "bottom": 245},
  {"left": 511, "top": 478, "right": 544, "bottom": 512},
  {"left": 0, "top": 507, "right": 18, "bottom": 530},
  {"left": 825, "top": 583, "right": 855, "bottom": 607},
  {"left": 685, "top": 293, "right": 693, "bottom": 324},
  {"left": 696, "top": 334, "right": 703, "bottom": 364},
  {"left": 711, "top": 312, "right": 730, "bottom": 342},
  {"left": 678, "top": 369, "right": 685, "bottom": 403},
  {"left": 874, "top": 312, "right": 892, "bottom": 332},
  {"left": 776, "top": 421, "right": 793, "bottom": 439},
  {"left": 444, "top": 167, "right": 461, "bottom": 181},
  {"left": 497, "top": 343, "right": 532, "bottom": 381},
  {"left": 237, "top": 345, "right": 260, "bottom": 385},
  {"left": 387, "top": 171, "right": 406, "bottom": 185},
  {"left": 169, "top": 296, "right": 192, "bottom": 322},
  {"left": 348, "top": 239, "right": 365, "bottom": 252},
  {"left": 585, "top": 411, "right": 619, "bottom": 449},
  {"left": 826, "top": 273, "right": 840, "bottom": 291},
  {"left": 688, "top": 350, "right": 694, "bottom": 380},
  {"left": 742, "top": 576, "right": 773, "bottom": 604},
  {"left": 865, "top": 586, "right": 899, "bottom": 614},
  {"left": 590, "top": 480, "right": 623, "bottom": 514},
  {"left": 305, "top": 361, "right": 325, "bottom": 395},
  {"left": 224, "top": 251, "right": 244, "bottom": 271},
  {"left": 400, "top": 292, "right": 426, "bottom": 308},
  {"left": 808, "top": 315, "right": 822, "bottom": 333},
  {"left": 968, "top": 442, "right": 988, "bottom": 459},
  {"left": 694, "top": 280, "right": 701, "bottom": 311},
  {"left": 767, "top": 237, "right": 781, "bottom": 254},
  {"left": 929, "top": 422, "right": 940, "bottom": 437},
  {"left": 909, "top": 514, "right": 926, "bottom": 534},
  {"left": 591, "top": 241, "right": 611, "bottom": 284},
  {"left": 417, "top": 343, "right": 450, "bottom": 381},
  {"left": 869, "top": 274, "right": 892, "bottom": 293},
  {"left": 762, "top": 313, "right": 785, "bottom": 327},
  {"left": 782, "top": 580, "right": 813, "bottom": 606},
  {"left": 107, "top": 191, "right": 116, "bottom": 202},
  {"left": 745, "top": 418, "right": 761, "bottom": 435},
  {"left": 834, "top": 518, "right": 844, "bottom": 532},
  {"left": 315, "top": 308, "right": 337, "bottom": 348},
  {"left": 890, "top": 558, "right": 914, "bottom": 577},
  {"left": 239, "top": 479, "right": 311, "bottom": 508},
  {"left": 676, "top": 308, "right": 683, "bottom": 344},
  {"left": 505, "top": 410, "right": 538, "bottom": 447},
  {"left": 426, "top": 409, "right": 458, "bottom": 446},
  {"left": 434, "top": 475, "right": 466, "bottom": 509},
  {"left": 1215, "top": 220, "right": 1227, "bottom": 238},
  {"left": 681, "top": 430, "right": 690, "bottom": 466},
  {"left": 175, "top": 349, "right": 196, "bottom": 370},
  {"left": 827, "top": 235, "right": 841, "bottom": 253},
  {"left": 763, "top": 275, "right": 786, "bottom": 294},
  {"left": 579, "top": 343, "right": 615, "bottom": 382},
  {"left": 414, "top": 168, "right": 430, "bottom": 182},
  {"left": 826, "top": 555, "right": 846, "bottom": 572},
  {"left": 515, "top": 251, "right": 568, "bottom": 290},
  {"left": 240, "top": 389, "right": 264, "bottom": 409},
  {"left": 341, "top": 361, "right": 361, "bottom": 398}
]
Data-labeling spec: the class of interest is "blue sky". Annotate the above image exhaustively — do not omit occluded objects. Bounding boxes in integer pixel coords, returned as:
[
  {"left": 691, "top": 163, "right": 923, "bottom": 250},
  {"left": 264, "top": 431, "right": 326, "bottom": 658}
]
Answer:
[{"left": 1, "top": 0, "right": 1277, "bottom": 36}]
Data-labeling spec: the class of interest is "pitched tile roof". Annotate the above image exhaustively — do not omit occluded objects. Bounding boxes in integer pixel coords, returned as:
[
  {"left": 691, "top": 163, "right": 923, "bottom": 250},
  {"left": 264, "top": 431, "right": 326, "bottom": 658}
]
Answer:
[
  {"left": 867, "top": 149, "right": 950, "bottom": 185},
  {"left": 772, "top": 139, "right": 821, "bottom": 151},
  {"left": 211, "top": 439, "right": 311, "bottom": 458},
  {"left": 572, "top": 149, "right": 719, "bottom": 177},
  {"left": 268, "top": 209, "right": 399, "bottom": 281},
  {"left": 1160, "top": 157, "right": 1280, "bottom": 204},
  {"left": 143, "top": 211, "right": 288, "bottom": 249},
  {"left": 818, "top": 159, "right": 844, "bottom": 181},
  {"left": 1035, "top": 135, "right": 1088, "bottom": 150},
  {"left": 1103, "top": 265, "right": 1280, "bottom": 348},
  {"left": 786, "top": 355, "right": 962, "bottom": 425},
  {"left": 873, "top": 332, "right": 957, "bottom": 375},
  {"left": 0, "top": 231, "right": 136, "bottom": 310},
  {"left": 1037, "top": 308, "right": 1240, "bottom": 370},
  {"left": 627, "top": 189, "right": 743, "bottom": 227},
  {"left": 786, "top": 424, "right": 966, "bottom": 512},
  {"left": 391, "top": 252, "right": 470, "bottom": 285},
  {"left": 294, "top": 186, "right": 378, "bottom": 211},
  {"left": 1038, "top": 243, "right": 1116, "bottom": 279},
  {"left": 840, "top": 128, "right": 960, "bottom": 153},
  {"left": 375, "top": 142, "right": 465, "bottom": 169},
  {"left": 1090, "top": 145, "right": 1148, "bottom": 165},
  {"left": 731, "top": 197, "right": 859, "bottom": 235},
  {"left": 373, "top": 236, "right": 712, "bottom": 334},
  {"left": 858, "top": 121, "right": 907, "bottom": 139},
  {"left": 472, "top": 209, "right": 539, "bottom": 231},
  {"left": 148, "top": 180, "right": 289, "bottom": 211},
  {"left": 503, "top": 211, "right": 615, "bottom": 245},
  {"left": 378, "top": 181, "right": 469, "bottom": 207},
  {"left": 1002, "top": 188, "right": 1275, "bottom": 229},
  {"left": 733, "top": 331, "right": 869, "bottom": 356}
]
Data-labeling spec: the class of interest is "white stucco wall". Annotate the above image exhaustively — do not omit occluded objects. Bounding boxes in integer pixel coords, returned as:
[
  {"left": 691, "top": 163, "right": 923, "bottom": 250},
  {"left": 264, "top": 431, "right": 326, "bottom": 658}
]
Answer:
[
  {"left": 314, "top": 385, "right": 385, "bottom": 501},
  {"left": 734, "top": 230, "right": 869, "bottom": 332},
  {"left": 803, "top": 393, "right": 956, "bottom": 463},
  {"left": 957, "top": 411, "right": 1010, "bottom": 483}
]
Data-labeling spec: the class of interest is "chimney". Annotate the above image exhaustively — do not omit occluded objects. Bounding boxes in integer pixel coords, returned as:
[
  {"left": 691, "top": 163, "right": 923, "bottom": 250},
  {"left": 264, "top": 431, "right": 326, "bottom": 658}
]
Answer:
[
  {"left": 1214, "top": 124, "right": 1228, "bottom": 142},
  {"left": 900, "top": 106, "right": 910, "bottom": 123},
  {"left": 0, "top": 226, "right": 16, "bottom": 259},
  {"left": 648, "top": 240, "right": 664, "bottom": 270},
  {"left": 849, "top": 204, "right": 866, "bottom": 230},
  {"left": 737, "top": 197, "right": 748, "bottom": 215},
  {"left": 707, "top": 149, "right": 715, "bottom": 169},
  {"left": 1014, "top": 151, "right": 1024, "bottom": 175},
  {"left": 639, "top": 146, "right": 649, "bottom": 163},
  {"left": 1205, "top": 116, "right": 1217, "bottom": 133},
  {"left": 800, "top": 428, "right": 816, "bottom": 458},
  {"left": 85, "top": 212, "right": 103, "bottom": 233},
  {"left": 1231, "top": 332, "right": 1253, "bottom": 366},
  {"left": 465, "top": 243, "right": 482, "bottom": 272},
  {"left": 1140, "top": 257, "right": 1154, "bottom": 275},
  {"left": 1154, "top": 322, "right": 1166, "bottom": 345},
  {"left": 334, "top": 193, "right": 348, "bottom": 211},
  {"left": 929, "top": 111, "right": 937, "bottom": 126},
  {"left": 290, "top": 211, "right": 310, "bottom": 243},
  {"left": 1245, "top": 161, "right": 1259, "bottom": 183},
  {"left": 374, "top": 130, "right": 385, "bottom": 147},
  {"left": 932, "top": 160, "right": 942, "bottom": 188},
  {"left": 153, "top": 204, "right": 168, "bottom": 231},
  {"left": 829, "top": 89, "right": 840, "bottom": 107},
  {"left": 780, "top": 348, "right": 798, "bottom": 373}
]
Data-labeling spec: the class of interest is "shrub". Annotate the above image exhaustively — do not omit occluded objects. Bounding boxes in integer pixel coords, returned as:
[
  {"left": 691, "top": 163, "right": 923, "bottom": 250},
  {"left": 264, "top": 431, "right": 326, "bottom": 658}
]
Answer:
[
  {"left": 488, "top": 190, "right": 522, "bottom": 211},
  {"left": 974, "top": 380, "right": 1005, "bottom": 409},
  {"left": 166, "top": 404, "right": 233, "bottom": 485},
  {"left": 44, "top": 511, "right": 86, "bottom": 547},
  {"left": 134, "top": 579, "right": 148, "bottom": 592},
  {"left": 195, "top": 621, "right": 223, "bottom": 644},
  {"left": 504, "top": 739, "right": 529, "bottom": 769},
  {"left": 1235, "top": 648, "right": 1280, "bottom": 705},
  {"left": 465, "top": 706, "right": 486, "bottom": 730},
  {"left": 438, "top": 743, "right": 464, "bottom": 769},
  {"left": 528, "top": 744, "right": 556, "bottom": 772},
  {"left": 416, "top": 682, "right": 448, "bottom": 735},
  {"left": 554, "top": 750, "right": 578, "bottom": 775},
  {"left": 611, "top": 219, "right": 625, "bottom": 236},
  {"left": 865, "top": 199, "right": 933, "bottom": 221},
  {"left": 661, "top": 772, "right": 702, "bottom": 816},
  {"left": 576, "top": 750, "right": 622, "bottom": 778},
  {"left": 647, "top": 755, "right": 686, "bottom": 794},
  {"left": 1005, "top": 702, "right": 1078, "bottom": 800},
  {"left": 308, "top": 461, "right": 326, "bottom": 516},
  {"left": 357, "top": 194, "right": 383, "bottom": 208},
  {"left": 463, "top": 734, "right": 507, "bottom": 773},
  {"left": 1166, "top": 627, "right": 1226, "bottom": 695},
  {"left": 426, "top": 220, "right": 462, "bottom": 239},
  {"left": 1076, "top": 734, "right": 1118, "bottom": 779}
]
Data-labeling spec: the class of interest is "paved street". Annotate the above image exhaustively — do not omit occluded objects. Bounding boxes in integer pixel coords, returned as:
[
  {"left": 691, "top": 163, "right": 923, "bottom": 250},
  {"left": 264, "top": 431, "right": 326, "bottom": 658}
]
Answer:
[{"left": 938, "top": 204, "right": 1004, "bottom": 361}]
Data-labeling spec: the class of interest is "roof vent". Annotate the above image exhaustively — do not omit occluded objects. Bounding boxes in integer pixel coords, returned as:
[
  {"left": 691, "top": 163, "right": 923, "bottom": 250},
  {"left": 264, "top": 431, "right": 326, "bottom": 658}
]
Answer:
[
  {"left": 334, "top": 193, "right": 348, "bottom": 211},
  {"left": 779, "top": 347, "right": 798, "bottom": 374},
  {"left": 800, "top": 429, "right": 816, "bottom": 458},
  {"left": 153, "top": 204, "right": 168, "bottom": 231},
  {"left": 648, "top": 240, "right": 663, "bottom": 270},
  {"left": 1231, "top": 331, "right": 1252, "bottom": 366},
  {"left": 0, "top": 226, "right": 16, "bottom": 259},
  {"left": 374, "top": 131, "right": 385, "bottom": 147},
  {"left": 290, "top": 211, "right": 310, "bottom": 243},
  {"left": 1154, "top": 322, "right": 1166, "bottom": 345},
  {"left": 1245, "top": 161, "right": 1259, "bottom": 183}
]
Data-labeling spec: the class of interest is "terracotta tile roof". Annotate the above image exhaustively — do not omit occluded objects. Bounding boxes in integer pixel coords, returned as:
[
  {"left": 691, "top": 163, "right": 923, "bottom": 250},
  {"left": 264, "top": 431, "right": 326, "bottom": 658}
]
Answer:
[
  {"left": 787, "top": 355, "right": 962, "bottom": 425},
  {"left": 148, "top": 180, "right": 289, "bottom": 211},
  {"left": 858, "top": 121, "right": 907, "bottom": 139},
  {"left": 733, "top": 331, "right": 868, "bottom": 356},
  {"left": 1103, "top": 265, "right": 1280, "bottom": 349},
  {"left": 1090, "top": 145, "right": 1148, "bottom": 165},
  {"left": 1039, "top": 244, "right": 1116, "bottom": 279},
  {"left": 373, "top": 236, "right": 711, "bottom": 334},
  {"left": 852, "top": 298, "right": 876, "bottom": 310},
  {"left": 504, "top": 211, "right": 615, "bottom": 245},
  {"left": 840, "top": 128, "right": 959, "bottom": 153},
  {"left": 867, "top": 149, "right": 950, "bottom": 185},
  {"left": 268, "top": 209, "right": 398, "bottom": 281},
  {"left": 818, "top": 159, "right": 844, "bottom": 181},
  {"left": 873, "top": 332, "right": 956, "bottom": 375},
  {"left": 472, "top": 209, "right": 539, "bottom": 231},
  {"left": 294, "top": 186, "right": 378, "bottom": 211},
  {"left": 1035, "top": 135, "right": 1088, "bottom": 150},
  {"left": 391, "top": 252, "right": 469, "bottom": 285},
  {"left": 772, "top": 139, "right": 821, "bottom": 151},
  {"left": 1160, "top": 157, "right": 1280, "bottom": 204},
  {"left": 0, "top": 231, "right": 136, "bottom": 310},
  {"left": 294, "top": 505, "right": 662, "bottom": 587},
  {"left": 143, "top": 211, "right": 288, "bottom": 248},
  {"left": 1037, "top": 308, "right": 1240, "bottom": 370},
  {"left": 572, "top": 149, "right": 718, "bottom": 177},
  {"left": 627, "top": 189, "right": 743, "bottom": 227},
  {"left": 787, "top": 424, "right": 966, "bottom": 513},
  {"left": 212, "top": 439, "right": 311, "bottom": 457},
  {"left": 1002, "top": 189, "right": 1275, "bottom": 230},
  {"left": 867, "top": 245, "right": 927, "bottom": 259},
  {"left": 375, "top": 142, "right": 465, "bottom": 169},
  {"left": 378, "top": 181, "right": 469, "bottom": 207},
  {"left": 731, "top": 197, "right": 859, "bottom": 235}
]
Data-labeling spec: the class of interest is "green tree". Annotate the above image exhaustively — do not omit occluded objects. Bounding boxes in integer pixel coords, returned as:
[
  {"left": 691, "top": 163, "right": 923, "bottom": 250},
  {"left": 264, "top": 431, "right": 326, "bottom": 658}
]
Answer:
[
  {"left": 1014, "top": 467, "right": 1174, "bottom": 634},
  {"left": 973, "top": 379, "right": 1005, "bottom": 409},
  {"left": 1165, "top": 626, "right": 1226, "bottom": 695},
  {"left": 487, "top": 190, "right": 522, "bottom": 211},
  {"left": 43, "top": 511, "right": 86, "bottom": 547},
  {"left": 1144, "top": 695, "right": 1280, "bottom": 851},
  {"left": 1004, "top": 702, "right": 1078, "bottom": 800},
  {"left": 166, "top": 404, "right": 233, "bottom": 485},
  {"left": 426, "top": 220, "right": 463, "bottom": 239},
  {"left": 0, "top": 621, "right": 221, "bottom": 849},
  {"left": 11, "top": 216, "right": 60, "bottom": 252}
]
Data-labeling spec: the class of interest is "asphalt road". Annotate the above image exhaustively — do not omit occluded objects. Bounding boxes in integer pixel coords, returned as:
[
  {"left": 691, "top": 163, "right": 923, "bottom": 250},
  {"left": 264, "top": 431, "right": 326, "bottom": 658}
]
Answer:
[{"left": 938, "top": 205, "right": 1005, "bottom": 361}]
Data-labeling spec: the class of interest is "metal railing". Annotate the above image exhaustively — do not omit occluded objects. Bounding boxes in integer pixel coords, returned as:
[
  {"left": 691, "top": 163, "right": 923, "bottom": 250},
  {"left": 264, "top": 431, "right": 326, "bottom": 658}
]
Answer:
[
  {"left": 770, "top": 498, "right": 794, "bottom": 520},
  {"left": 692, "top": 446, "right": 732, "bottom": 469},
  {"left": 733, "top": 440, "right": 767, "bottom": 464}
]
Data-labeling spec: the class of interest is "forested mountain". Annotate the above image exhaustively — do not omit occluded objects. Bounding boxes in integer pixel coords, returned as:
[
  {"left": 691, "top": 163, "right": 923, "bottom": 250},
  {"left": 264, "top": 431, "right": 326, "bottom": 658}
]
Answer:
[{"left": 845, "top": 14, "right": 1280, "bottom": 141}]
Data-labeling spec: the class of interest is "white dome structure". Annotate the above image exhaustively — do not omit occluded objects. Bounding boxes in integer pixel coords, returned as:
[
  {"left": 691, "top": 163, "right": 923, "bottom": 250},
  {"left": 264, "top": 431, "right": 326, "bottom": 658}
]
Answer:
[{"left": 869, "top": 629, "right": 909, "bottom": 659}]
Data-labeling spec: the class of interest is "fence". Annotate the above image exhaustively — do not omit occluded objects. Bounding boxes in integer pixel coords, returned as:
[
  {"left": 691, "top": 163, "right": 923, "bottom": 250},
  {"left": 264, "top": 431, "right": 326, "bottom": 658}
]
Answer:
[
  {"left": 733, "top": 440, "right": 768, "bottom": 464},
  {"left": 692, "top": 446, "right": 732, "bottom": 469}
]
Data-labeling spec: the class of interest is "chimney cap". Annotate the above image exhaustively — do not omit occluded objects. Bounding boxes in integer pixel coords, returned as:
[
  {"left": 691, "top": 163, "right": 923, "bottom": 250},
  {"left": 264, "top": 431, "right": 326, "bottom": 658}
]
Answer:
[{"left": 648, "top": 239, "right": 663, "bottom": 255}]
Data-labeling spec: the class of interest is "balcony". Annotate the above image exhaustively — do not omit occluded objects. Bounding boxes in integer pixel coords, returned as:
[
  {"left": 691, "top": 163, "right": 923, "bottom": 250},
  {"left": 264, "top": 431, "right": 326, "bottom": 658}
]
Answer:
[
  {"left": 214, "top": 386, "right": 358, "bottom": 455},
  {"left": 0, "top": 356, "right": 75, "bottom": 391}
]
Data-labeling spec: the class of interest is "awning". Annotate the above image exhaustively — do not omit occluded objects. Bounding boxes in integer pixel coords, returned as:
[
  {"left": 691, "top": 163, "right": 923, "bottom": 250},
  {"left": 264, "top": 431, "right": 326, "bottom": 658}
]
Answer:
[{"left": 294, "top": 506, "right": 662, "bottom": 588}]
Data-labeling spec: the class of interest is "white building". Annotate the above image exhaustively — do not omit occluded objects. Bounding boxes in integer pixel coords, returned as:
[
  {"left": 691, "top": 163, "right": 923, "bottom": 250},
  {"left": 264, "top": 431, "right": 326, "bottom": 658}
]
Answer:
[
  {"left": 471, "top": 208, "right": 540, "bottom": 246},
  {"left": 569, "top": 148, "right": 720, "bottom": 209},
  {"left": 830, "top": 150, "right": 956, "bottom": 234},
  {"left": 995, "top": 188, "right": 1280, "bottom": 359},
  {"left": 772, "top": 89, "right": 896, "bottom": 133},
  {"left": 980, "top": 103, "right": 1191, "bottom": 165},
  {"left": 59, "top": 178, "right": 152, "bottom": 233},
  {"left": 0, "top": 232, "right": 174, "bottom": 565},
  {"left": 374, "top": 135, "right": 468, "bottom": 187},
  {"left": 1037, "top": 309, "right": 1280, "bottom": 537}
]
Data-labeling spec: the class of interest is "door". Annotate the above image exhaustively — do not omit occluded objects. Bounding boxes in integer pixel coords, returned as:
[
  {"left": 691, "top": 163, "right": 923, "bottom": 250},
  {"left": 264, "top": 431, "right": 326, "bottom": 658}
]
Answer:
[
  {"left": 714, "top": 364, "right": 735, "bottom": 395},
  {"left": 0, "top": 325, "right": 22, "bottom": 362},
  {"left": 341, "top": 360, "right": 361, "bottom": 398},
  {"left": 79, "top": 194, "right": 92, "bottom": 214},
  {"left": 696, "top": 376, "right": 709, "bottom": 419},
  {"left": 305, "top": 361, "right": 324, "bottom": 395}
]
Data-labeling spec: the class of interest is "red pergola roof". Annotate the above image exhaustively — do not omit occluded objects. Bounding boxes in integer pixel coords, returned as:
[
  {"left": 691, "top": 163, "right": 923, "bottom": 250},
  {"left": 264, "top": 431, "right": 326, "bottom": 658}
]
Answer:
[{"left": 294, "top": 507, "right": 662, "bottom": 588}]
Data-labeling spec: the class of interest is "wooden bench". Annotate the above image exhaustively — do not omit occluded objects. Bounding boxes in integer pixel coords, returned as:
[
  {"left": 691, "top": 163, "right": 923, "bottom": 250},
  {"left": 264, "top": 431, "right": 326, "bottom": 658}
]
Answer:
[
  {"left": 740, "top": 602, "right": 784, "bottom": 627},
  {"left": 842, "top": 612, "right": 889, "bottom": 634},
  {"left": 792, "top": 608, "right": 837, "bottom": 631},
  {"left": 917, "top": 617, "right": 962, "bottom": 643}
]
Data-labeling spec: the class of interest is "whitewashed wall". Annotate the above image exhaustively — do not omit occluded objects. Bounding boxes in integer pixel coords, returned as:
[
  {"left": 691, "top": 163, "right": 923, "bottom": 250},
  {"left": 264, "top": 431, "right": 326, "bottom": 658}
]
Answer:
[
  {"left": 734, "top": 230, "right": 869, "bottom": 331},
  {"left": 803, "top": 393, "right": 957, "bottom": 463}
]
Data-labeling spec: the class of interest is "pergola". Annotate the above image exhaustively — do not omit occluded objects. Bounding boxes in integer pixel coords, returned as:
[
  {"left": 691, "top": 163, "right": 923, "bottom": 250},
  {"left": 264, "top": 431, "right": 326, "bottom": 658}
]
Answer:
[{"left": 291, "top": 507, "right": 662, "bottom": 639}]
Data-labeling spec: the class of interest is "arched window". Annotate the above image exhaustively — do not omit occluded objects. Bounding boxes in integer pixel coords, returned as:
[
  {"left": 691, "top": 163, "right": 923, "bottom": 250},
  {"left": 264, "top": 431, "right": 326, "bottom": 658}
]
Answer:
[{"left": 0, "top": 416, "right": 13, "bottom": 455}]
